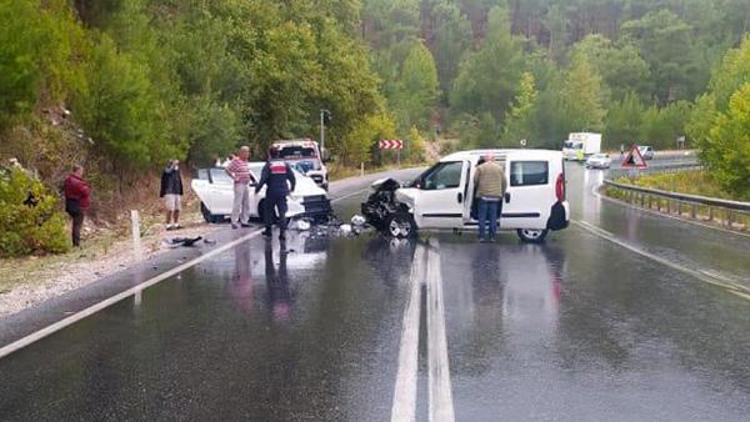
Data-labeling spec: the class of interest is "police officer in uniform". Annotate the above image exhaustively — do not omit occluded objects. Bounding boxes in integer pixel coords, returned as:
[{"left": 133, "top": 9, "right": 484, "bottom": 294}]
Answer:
[{"left": 255, "top": 147, "right": 296, "bottom": 240}]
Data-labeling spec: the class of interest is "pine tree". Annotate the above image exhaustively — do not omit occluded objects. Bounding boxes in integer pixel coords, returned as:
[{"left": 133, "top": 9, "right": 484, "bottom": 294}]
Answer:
[
  {"left": 501, "top": 72, "right": 537, "bottom": 147},
  {"left": 560, "top": 56, "right": 606, "bottom": 133}
]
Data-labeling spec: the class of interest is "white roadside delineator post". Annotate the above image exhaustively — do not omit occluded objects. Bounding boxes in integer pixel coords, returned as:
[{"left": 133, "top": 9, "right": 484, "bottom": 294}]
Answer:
[{"left": 131, "top": 210, "right": 144, "bottom": 307}]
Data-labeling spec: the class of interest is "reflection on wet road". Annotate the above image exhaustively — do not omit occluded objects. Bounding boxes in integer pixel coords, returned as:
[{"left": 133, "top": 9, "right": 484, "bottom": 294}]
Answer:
[{"left": 1, "top": 164, "right": 749, "bottom": 421}]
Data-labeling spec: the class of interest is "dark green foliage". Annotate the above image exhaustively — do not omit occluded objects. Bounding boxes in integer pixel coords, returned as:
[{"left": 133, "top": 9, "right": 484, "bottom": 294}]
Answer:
[{"left": 0, "top": 168, "right": 69, "bottom": 256}]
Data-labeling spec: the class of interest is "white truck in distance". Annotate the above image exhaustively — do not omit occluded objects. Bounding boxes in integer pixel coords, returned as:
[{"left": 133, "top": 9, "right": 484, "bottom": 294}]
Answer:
[{"left": 562, "top": 132, "right": 602, "bottom": 161}]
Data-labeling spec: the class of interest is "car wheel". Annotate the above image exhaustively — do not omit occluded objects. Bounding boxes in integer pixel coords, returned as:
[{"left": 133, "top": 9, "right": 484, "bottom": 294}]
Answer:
[
  {"left": 385, "top": 212, "right": 417, "bottom": 239},
  {"left": 517, "top": 228, "right": 548, "bottom": 244}
]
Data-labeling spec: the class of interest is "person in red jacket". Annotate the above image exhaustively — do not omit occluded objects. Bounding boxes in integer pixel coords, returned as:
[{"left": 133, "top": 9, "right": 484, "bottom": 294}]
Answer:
[{"left": 64, "top": 165, "right": 91, "bottom": 247}]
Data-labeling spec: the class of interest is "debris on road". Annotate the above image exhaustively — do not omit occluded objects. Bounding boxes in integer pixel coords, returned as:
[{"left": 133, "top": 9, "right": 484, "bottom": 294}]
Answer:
[
  {"left": 163, "top": 236, "right": 203, "bottom": 248},
  {"left": 291, "top": 219, "right": 312, "bottom": 231},
  {"left": 351, "top": 214, "right": 366, "bottom": 226}
]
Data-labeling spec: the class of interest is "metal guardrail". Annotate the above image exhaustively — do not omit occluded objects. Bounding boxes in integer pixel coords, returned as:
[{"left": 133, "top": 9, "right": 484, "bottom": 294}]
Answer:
[
  {"left": 603, "top": 170, "right": 750, "bottom": 229},
  {"left": 607, "top": 162, "right": 703, "bottom": 179},
  {"left": 604, "top": 179, "right": 750, "bottom": 212}
]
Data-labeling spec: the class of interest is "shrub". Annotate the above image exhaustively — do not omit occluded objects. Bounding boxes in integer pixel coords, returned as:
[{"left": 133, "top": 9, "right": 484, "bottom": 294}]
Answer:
[{"left": 0, "top": 167, "right": 69, "bottom": 256}]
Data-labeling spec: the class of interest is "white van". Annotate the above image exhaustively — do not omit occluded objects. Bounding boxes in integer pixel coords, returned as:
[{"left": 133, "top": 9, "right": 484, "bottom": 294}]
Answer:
[{"left": 362, "top": 149, "right": 570, "bottom": 243}]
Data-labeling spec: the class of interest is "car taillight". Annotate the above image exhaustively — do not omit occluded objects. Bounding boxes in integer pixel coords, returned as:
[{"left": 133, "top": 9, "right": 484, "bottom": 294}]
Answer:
[{"left": 555, "top": 173, "right": 565, "bottom": 202}]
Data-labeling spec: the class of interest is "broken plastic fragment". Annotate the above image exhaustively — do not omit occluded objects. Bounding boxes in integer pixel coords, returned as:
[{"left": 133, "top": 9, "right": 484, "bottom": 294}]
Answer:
[
  {"left": 294, "top": 219, "right": 311, "bottom": 231},
  {"left": 351, "top": 215, "right": 366, "bottom": 226}
]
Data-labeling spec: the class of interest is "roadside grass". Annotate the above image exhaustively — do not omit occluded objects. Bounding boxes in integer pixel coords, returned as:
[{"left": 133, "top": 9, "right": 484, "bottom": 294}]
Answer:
[
  {"left": 0, "top": 199, "right": 203, "bottom": 295},
  {"left": 618, "top": 171, "right": 734, "bottom": 200}
]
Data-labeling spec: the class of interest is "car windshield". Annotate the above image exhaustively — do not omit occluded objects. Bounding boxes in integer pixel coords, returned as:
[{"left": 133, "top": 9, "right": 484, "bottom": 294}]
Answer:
[
  {"left": 278, "top": 146, "right": 317, "bottom": 160},
  {"left": 293, "top": 159, "right": 320, "bottom": 172},
  {"left": 564, "top": 141, "right": 582, "bottom": 149}
]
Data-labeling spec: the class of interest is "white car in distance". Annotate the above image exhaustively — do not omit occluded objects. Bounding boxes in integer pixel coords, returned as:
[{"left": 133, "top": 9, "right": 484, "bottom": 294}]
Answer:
[
  {"left": 585, "top": 153, "right": 612, "bottom": 169},
  {"left": 638, "top": 145, "right": 655, "bottom": 160},
  {"left": 192, "top": 164, "right": 332, "bottom": 224}
]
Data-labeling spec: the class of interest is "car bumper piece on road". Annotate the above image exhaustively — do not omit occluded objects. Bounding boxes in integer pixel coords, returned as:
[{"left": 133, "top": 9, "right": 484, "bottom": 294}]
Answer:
[{"left": 301, "top": 195, "right": 332, "bottom": 221}]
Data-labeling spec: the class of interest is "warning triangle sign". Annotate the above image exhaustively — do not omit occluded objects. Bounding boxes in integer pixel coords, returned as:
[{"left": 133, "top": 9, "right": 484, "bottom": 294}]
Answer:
[{"left": 622, "top": 145, "right": 648, "bottom": 168}]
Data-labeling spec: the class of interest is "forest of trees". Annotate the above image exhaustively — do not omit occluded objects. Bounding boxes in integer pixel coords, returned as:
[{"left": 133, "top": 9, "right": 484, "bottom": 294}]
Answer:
[{"left": 2, "top": 0, "right": 750, "bottom": 191}]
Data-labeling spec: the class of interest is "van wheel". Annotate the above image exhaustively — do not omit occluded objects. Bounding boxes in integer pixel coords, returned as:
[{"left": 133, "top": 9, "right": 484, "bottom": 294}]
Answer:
[
  {"left": 201, "top": 202, "right": 222, "bottom": 224},
  {"left": 385, "top": 212, "right": 417, "bottom": 239},
  {"left": 517, "top": 229, "right": 548, "bottom": 243}
]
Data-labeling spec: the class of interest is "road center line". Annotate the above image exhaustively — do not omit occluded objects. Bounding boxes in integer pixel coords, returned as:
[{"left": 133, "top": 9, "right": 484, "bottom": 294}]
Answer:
[
  {"left": 426, "top": 239, "right": 455, "bottom": 422},
  {"left": 573, "top": 220, "right": 750, "bottom": 300},
  {"left": 390, "top": 245, "right": 426, "bottom": 422}
]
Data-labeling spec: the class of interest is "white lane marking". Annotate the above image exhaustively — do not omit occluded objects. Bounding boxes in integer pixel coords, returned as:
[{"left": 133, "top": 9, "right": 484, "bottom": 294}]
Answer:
[
  {"left": 390, "top": 245, "right": 426, "bottom": 422},
  {"left": 0, "top": 182, "right": 375, "bottom": 359},
  {"left": 0, "top": 229, "right": 263, "bottom": 360},
  {"left": 573, "top": 220, "right": 750, "bottom": 300},
  {"left": 426, "top": 239, "right": 455, "bottom": 422}
]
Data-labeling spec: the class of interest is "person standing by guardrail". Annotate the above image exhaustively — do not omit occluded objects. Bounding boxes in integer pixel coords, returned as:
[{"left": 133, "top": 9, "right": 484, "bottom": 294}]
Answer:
[
  {"left": 63, "top": 164, "right": 91, "bottom": 247},
  {"left": 226, "top": 146, "right": 257, "bottom": 230},
  {"left": 255, "top": 147, "right": 296, "bottom": 241},
  {"left": 473, "top": 154, "right": 507, "bottom": 243}
]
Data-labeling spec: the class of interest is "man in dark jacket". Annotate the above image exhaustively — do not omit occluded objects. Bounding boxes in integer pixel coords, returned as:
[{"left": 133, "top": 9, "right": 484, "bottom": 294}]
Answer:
[
  {"left": 255, "top": 147, "right": 296, "bottom": 240},
  {"left": 64, "top": 164, "right": 91, "bottom": 247},
  {"left": 160, "top": 159, "right": 184, "bottom": 230}
]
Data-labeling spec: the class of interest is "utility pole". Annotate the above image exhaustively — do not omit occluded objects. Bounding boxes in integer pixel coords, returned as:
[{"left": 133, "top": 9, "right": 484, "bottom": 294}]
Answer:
[
  {"left": 319, "top": 109, "right": 331, "bottom": 153},
  {"left": 320, "top": 110, "right": 325, "bottom": 152}
]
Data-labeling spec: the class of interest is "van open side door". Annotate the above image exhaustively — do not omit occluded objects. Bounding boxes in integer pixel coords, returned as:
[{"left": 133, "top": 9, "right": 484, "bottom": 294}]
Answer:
[{"left": 413, "top": 160, "right": 469, "bottom": 228}]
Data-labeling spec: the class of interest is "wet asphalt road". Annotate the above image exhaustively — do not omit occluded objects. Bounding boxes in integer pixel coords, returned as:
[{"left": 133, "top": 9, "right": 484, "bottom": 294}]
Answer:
[{"left": 1, "top": 159, "right": 750, "bottom": 421}]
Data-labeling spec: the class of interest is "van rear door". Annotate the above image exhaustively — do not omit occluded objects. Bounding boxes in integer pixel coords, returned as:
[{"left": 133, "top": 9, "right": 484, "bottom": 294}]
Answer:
[{"left": 502, "top": 159, "right": 552, "bottom": 229}]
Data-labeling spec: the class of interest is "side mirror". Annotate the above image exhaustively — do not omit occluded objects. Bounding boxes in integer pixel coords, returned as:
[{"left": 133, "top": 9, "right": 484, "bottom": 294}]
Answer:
[{"left": 504, "top": 192, "right": 511, "bottom": 203}]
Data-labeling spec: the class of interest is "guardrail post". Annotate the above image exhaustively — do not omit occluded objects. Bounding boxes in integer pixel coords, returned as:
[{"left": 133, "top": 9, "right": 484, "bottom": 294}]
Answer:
[
  {"left": 708, "top": 206, "right": 714, "bottom": 221},
  {"left": 691, "top": 204, "right": 697, "bottom": 219},
  {"left": 648, "top": 195, "right": 653, "bottom": 209},
  {"left": 727, "top": 210, "right": 734, "bottom": 227}
]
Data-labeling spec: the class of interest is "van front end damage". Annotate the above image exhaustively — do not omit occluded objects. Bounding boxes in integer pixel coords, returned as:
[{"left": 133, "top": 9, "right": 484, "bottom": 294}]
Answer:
[
  {"left": 361, "top": 178, "right": 417, "bottom": 238},
  {"left": 361, "top": 178, "right": 402, "bottom": 230}
]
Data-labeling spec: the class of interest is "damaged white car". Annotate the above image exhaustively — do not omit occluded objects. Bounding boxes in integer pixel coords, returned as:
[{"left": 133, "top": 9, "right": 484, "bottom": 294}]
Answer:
[
  {"left": 192, "top": 164, "right": 332, "bottom": 223},
  {"left": 361, "top": 149, "right": 570, "bottom": 243}
]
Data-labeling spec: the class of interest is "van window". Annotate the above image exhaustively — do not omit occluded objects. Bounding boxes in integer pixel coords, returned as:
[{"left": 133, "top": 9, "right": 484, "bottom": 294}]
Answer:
[
  {"left": 423, "top": 161, "right": 463, "bottom": 190},
  {"left": 510, "top": 161, "right": 549, "bottom": 187}
]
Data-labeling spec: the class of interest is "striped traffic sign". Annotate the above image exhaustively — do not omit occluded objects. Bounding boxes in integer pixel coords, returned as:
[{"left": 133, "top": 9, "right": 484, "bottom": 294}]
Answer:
[{"left": 379, "top": 139, "right": 404, "bottom": 150}]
